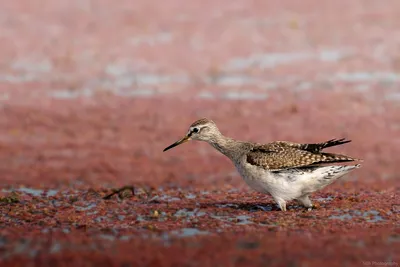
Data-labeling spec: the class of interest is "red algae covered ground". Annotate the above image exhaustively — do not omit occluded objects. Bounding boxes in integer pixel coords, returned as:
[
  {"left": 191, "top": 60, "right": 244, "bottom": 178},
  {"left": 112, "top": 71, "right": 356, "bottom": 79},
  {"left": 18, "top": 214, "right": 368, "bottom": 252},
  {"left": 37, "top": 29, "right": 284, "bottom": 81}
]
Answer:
[{"left": 0, "top": 0, "right": 400, "bottom": 266}]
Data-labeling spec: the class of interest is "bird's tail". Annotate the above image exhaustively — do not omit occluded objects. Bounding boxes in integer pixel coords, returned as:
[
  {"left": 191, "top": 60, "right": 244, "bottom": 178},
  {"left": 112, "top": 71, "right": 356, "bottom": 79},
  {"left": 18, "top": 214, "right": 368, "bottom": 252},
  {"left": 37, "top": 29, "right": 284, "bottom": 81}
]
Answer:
[{"left": 318, "top": 164, "right": 361, "bottom": 181}]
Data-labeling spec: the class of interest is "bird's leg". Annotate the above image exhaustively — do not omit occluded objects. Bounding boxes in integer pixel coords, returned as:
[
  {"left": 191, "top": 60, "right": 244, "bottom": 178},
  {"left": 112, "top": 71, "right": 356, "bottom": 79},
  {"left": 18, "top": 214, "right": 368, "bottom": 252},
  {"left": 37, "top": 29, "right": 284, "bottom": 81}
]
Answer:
[
  {"left": 296, "top": 195, "right": 313, "bottom": 211},
  {"left": 273, "top": 196, "right": 287, "bottom": 211}
]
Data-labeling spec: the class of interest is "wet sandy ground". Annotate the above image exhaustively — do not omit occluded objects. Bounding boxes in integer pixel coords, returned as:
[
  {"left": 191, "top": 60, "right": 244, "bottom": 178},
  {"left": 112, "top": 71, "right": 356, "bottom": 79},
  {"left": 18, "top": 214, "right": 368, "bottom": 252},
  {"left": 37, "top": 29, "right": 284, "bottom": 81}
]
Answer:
[{"left": 0, "top": 0, "right": 400, "bottom": 266}]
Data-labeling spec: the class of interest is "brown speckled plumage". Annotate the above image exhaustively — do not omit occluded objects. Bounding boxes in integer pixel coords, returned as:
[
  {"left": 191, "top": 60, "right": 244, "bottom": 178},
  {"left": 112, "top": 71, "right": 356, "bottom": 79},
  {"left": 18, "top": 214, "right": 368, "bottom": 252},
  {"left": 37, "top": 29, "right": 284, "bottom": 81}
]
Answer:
[{"left": 246, "top": 139, "right": 357, "bottom": 171}]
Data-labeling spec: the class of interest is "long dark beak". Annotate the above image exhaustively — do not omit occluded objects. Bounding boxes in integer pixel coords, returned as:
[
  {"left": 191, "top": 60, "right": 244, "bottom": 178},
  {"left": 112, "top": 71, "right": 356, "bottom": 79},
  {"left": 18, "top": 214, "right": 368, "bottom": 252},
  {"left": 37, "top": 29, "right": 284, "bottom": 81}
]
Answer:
[{"left": 163, "top": 136, "right": 190, "bottom": 152}]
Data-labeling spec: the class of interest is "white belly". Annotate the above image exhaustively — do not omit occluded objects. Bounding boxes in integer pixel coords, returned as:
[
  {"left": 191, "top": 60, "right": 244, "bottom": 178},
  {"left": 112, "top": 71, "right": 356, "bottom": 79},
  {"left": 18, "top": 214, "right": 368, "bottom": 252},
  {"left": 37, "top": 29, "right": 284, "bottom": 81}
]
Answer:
[
  {"left": 233, "top": 161, "right": 357, "bottom": 201},
  {"left": 234, "top": 162, "right": 306, "bottom": 201}
]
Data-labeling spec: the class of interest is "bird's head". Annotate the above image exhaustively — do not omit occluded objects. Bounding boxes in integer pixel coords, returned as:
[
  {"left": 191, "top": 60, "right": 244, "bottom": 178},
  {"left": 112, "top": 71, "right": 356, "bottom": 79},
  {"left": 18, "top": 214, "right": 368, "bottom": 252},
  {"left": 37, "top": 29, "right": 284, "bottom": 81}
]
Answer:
[{"left": 163, "top": 118, "right": 220, "bottom": 152}]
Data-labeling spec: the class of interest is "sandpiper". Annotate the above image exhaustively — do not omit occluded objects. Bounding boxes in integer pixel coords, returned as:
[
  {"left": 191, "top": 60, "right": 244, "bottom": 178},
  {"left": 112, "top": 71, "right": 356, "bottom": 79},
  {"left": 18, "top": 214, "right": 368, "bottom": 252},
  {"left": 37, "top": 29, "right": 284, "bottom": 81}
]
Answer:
[{"left": 163, "top": 118, "right": 362, "bottom": 211}]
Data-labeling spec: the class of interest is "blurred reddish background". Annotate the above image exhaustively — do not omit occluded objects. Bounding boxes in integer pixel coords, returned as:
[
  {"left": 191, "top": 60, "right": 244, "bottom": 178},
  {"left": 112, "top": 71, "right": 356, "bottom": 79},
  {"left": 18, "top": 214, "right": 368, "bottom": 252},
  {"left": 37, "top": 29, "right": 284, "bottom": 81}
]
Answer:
[{"left": 0, "top": 0, "right": 399, "bottom": 266}]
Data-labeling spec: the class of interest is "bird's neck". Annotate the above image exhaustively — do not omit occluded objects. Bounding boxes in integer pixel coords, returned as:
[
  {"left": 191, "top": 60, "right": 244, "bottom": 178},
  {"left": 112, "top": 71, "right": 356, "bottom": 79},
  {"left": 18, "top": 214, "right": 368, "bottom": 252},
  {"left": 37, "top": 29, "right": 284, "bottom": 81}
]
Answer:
[{"left": 208, "top": 134, "right": 245, "bottom": 161}]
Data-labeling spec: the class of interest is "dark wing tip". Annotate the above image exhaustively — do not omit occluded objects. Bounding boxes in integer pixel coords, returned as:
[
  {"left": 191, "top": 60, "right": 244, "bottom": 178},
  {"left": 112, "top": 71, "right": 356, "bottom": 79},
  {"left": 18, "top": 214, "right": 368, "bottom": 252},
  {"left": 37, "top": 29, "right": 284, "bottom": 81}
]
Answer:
[
  {"left": 330, "top": 138, "right": 352, "bottom": 143},
  {"left": 321, "top": 138, "right": 352, "bottom": 149}
]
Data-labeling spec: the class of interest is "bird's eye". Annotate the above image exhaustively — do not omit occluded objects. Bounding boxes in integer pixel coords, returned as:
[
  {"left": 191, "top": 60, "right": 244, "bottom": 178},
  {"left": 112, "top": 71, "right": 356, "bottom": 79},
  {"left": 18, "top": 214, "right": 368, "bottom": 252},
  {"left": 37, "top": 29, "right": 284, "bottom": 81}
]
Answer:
[{"left": 192, "top": 127, "right": 199, "bottom": 133}]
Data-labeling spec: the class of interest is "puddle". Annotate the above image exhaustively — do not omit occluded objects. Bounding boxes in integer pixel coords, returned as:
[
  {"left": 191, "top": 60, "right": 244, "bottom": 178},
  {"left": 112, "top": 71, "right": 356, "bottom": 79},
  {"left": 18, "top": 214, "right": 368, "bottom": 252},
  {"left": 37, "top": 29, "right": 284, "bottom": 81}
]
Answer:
[
  {"left": 136, "top": 215, "right": 147, "bottom": 222},
  {"left": 135, "top": 211, "right": 169, "bottom": 222},
  {"left": 49, "top": 88, "right": 94, "bottom": 99},
  {"left": 108, "top": 73, "right": 189, "bottom": 86},
  {"left": 119, "top": 228, "right": 210, "bottom": 242},
  {"left": 20, "top": 188, "right": 58, "bottom": 197},
  {"left": 315, "top": 196, "right": 334, "bottom": 202},
  {"left": 98, "top": 234, "right": 116, "bottom": 241},
  {"left": 216, "top": 203, "right": 272, "bottom": 212},
  {"left": 358, "top": 210, "right": 385, "bottom": 223},
  {"left": 94, "top": 216, "right": 111, "bottom": 223},
  {"left": 227, "top": 189, "right": 240, "bottom": 193},
  {"left": 216, "top": 203, "right": 240, "bottom": 209},
  {"left": 168, "top": 228, "right": 210, "bottom": 238},
  {"left": 150, "top": 195, "right": 181, "bottom": 202},
  {"left": 211, "top": 214, "right": 254, "bottom": 225},
  {"left": 174, "top": 208, "right": 206, "bottom": 218},
  {"left": 0, "top": 227, "right": 209, "bottom": 257},
  {"left": 185, "top": 193, "right": 197, "bottom": 199},
  {"left": 74, "top": 203, "right": 98, "bottom": 212},
  {"left": 225, "top": 52, "right": 312, "bottom": 70},
  {"left": 224, "top": 49, "right": 351, "bottom": 70},
  {"left": 331, "top": 72, "right": 400, "bottom": 83},
  {"left": 223, "top": 91, "right": 268, "bottom": 100},
  {"left": 329, "top": 214, "right": 353, "bottom": 221},
  {"left": 253, "top": 205, "right": 273, "bottom": 212},
  {"left": 204, "top": 75, "right": 265, "bottom": 87},
  {"left": 2, "top": 188, "right": 59, "bottom": 197},
  {"left": 329, "top": 209, "right": 385, "bottom": 223},
  {"left": 199, "top": 89, "right": 269, "bottom": 101},
  {"left": 235, "top": 215, "right": 254, "bottom": 225},
  {"left": 114, "top": 88, "right": 156, "bottom": 97}
]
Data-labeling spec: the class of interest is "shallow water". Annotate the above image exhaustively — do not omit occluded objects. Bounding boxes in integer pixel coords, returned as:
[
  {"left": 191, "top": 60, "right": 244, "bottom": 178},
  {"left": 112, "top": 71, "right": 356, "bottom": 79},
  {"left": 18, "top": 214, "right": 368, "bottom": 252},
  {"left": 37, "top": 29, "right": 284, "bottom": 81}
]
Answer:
[
  {"left": 2, "top": 187, "right": 59, "bottom": 197},
  {"left": 329, "top": 209, "right": 385, "bottom": 223}
]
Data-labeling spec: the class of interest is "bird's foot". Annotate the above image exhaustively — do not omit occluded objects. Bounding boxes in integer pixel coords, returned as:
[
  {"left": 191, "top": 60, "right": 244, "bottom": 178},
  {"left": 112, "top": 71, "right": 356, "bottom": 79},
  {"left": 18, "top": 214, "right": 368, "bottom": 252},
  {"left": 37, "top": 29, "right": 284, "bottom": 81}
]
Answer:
[{"left": 273, "top": 197, "right": 287, "bottom": 211}]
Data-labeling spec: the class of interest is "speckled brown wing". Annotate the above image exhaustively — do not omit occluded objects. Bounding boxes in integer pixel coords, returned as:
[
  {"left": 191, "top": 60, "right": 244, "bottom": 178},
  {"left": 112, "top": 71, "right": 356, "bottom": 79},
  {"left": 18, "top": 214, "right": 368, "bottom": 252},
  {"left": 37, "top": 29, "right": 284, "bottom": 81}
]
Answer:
[
  {"left": 246, "top": 141, "right": 356, "bottom": 171},
  {"left": 272, "top": 138, "right": 352, "bottom": 153}
]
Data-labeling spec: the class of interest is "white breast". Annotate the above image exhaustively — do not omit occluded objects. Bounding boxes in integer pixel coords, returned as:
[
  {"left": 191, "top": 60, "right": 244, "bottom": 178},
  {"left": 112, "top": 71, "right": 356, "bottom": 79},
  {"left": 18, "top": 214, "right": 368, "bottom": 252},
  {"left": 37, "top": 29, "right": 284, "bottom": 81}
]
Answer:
[
  {"left": 234, "top": 161, "right": 277, "bottom": 193},
  {"left": 233, "top": 160, "right": 305, "bottom": 200}
]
